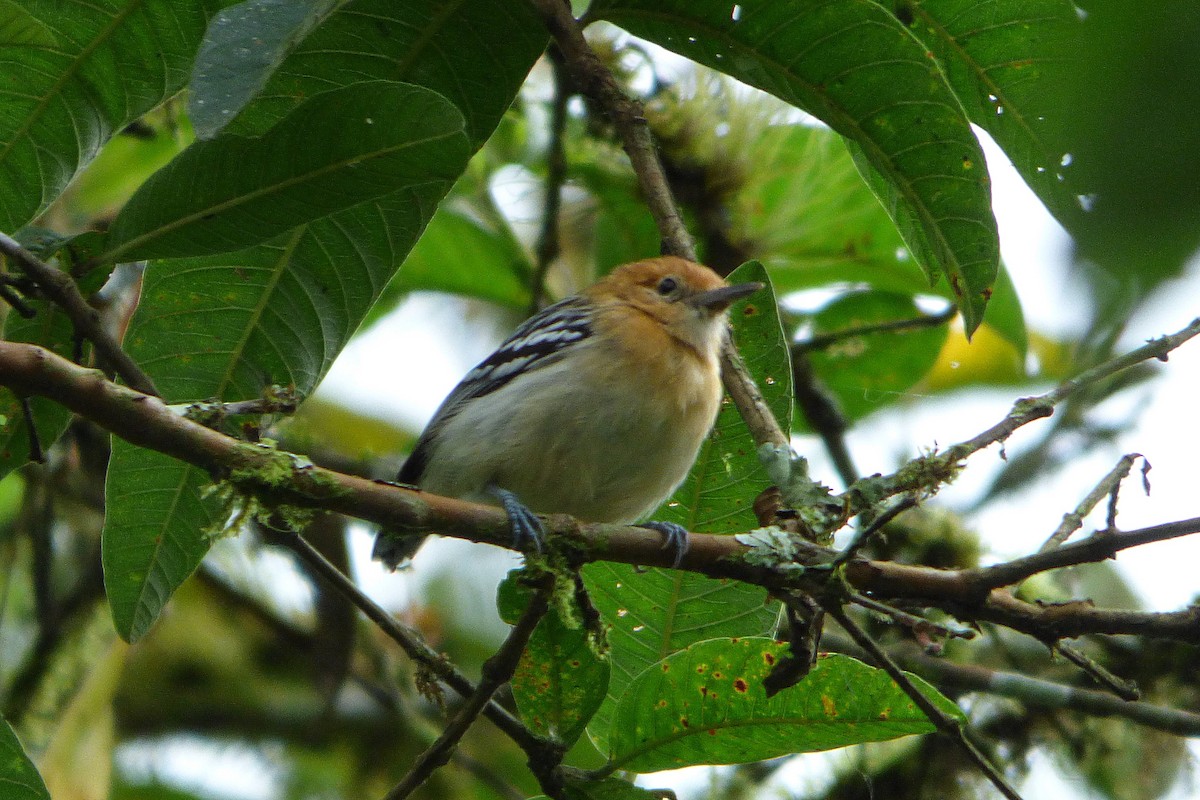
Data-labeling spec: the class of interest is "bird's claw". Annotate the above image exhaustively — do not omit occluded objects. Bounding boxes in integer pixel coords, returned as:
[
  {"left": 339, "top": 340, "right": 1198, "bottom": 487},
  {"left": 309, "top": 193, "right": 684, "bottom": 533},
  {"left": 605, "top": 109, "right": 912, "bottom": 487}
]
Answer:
[
  {"left": 489, "top": 486, "right": 545, "bottom": 553},
  {"left": 639, "top": 521, "right": 690, "bottom": 568}
]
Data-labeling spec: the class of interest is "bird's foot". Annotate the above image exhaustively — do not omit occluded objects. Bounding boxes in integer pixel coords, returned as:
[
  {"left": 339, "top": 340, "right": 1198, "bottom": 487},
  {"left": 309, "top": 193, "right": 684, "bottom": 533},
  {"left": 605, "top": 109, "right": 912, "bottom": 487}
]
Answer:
[
  {"left": 639, "top": 520, "right": 690, "bottom": 568},
  {"left": 488, "top": 485, "right": 545, "bottom": 553}
]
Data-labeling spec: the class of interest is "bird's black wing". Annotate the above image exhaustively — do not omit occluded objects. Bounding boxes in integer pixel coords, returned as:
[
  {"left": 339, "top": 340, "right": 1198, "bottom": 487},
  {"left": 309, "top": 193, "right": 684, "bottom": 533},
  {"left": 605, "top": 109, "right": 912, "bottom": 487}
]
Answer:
[{"left": 397, "top": 295, "right": 594, "bottom": 484}]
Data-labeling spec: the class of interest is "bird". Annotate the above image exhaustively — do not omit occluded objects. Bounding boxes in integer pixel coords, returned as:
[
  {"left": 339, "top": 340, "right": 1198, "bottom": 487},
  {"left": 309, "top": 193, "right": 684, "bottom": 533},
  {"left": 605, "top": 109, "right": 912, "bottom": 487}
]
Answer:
[{"left": 372, "top": 255, "right": 762, "bottom": 569}]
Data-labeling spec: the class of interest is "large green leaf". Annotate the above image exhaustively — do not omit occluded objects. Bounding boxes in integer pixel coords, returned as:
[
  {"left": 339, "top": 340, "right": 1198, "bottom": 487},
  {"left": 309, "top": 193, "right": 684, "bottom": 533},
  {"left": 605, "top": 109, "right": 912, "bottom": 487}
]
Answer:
[
  {"left": 898, "top": 0, "right": 1082, "bottom": 231},
  {"left": 101, "top": 82, "right": 470, "bottom": 262},
  {"left": 590, "top": 0, "right": 999, "bottom": 334},
  {"left": 0, "top": 716, "right": 49, "bottom": 800},
  {"left": 607, "top": 640, "right": 961, "bottom": 772},
  {"left": 0, "top": 1, "right": 219, "bottom": 231},
  {"left": 736, "top": 124, "right": 1025, "bottom": 356},
  {"left": 0, "top": 1, "right": 57, "bottom": 47},
  {"left": 226, "top": 0, "right": 548, "bottom": 144},
  {"left": 498, "top": 571, "right": 610, "bottom": 748},
  {"left": 102, "top": 0, "right": 545, "bottom": 642},
  {"left": 188, "top": 0, "right": 342, "bottom": 140},
  {"left": 583, "top": 262, "right": 791, "bottom": 749}
]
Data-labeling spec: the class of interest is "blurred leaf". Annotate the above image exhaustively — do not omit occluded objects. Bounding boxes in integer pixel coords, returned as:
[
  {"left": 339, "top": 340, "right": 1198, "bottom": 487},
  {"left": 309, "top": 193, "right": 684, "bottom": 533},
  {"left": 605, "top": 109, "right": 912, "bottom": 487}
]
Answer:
[
  {"left": 0, "top": 1, "right": 56, "bottom": 47},
  {"left": 102, "top": 82, "right": 470, "bottom": 262},
  {"left": 559, "top": 777, "right": 664, "bottom": 799},
  {"left": 583, "top": 262, "right": 789, "bottom": 748},
  {"left": 608, "top": 640, "right": 960, "bottom": 771},
  {"left": 572, "top": 158, "right": 661, "bottom": 275},
  {"left": 280, "top": 397, "right": 416, "bottom": 460},
  {"left": 804, "top": 290, "right": 950, "bottom": 423},
  {"left": 737, "top": 125, "right": 911, "bottom": 283},
  {"left": 387, "top": 206, "right": 533, "bottom": 309},
  {"left": 897, "top": 0, "right": 1083, "bottom": 230},
  {"left": 0, "top": 715, "right": 49, "bottom": 800},
  {"left": 1063, "top": 2, "right": 1200, "bottom": 317},
  {"left": 591, "top": 0, "right": 999, "bottom": 333},
  {"left": 102, "top": 0, "right": 544, "bottom": 644},
  {"left": 498, "top": 571, "right": 610, "bottom": 747},
  {"left": 0, "top": 299, "right": 77, "bottom": 480},
  {"left": 189, "top": 0, "right": 342, "bottom": 140},
  {"left": 46, "top": 113, "right": 192, "bottom": 232},
  {"left": 0, "top": 1, "right": 219, "bottom": 231},
  {"left": 925, "top": 320, "right": 1025, "bottom": 391}
]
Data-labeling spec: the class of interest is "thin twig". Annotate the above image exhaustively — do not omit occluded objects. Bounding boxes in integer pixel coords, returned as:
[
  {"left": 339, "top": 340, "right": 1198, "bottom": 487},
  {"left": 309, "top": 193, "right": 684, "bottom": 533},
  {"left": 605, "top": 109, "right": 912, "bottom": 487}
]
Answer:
[
  {"left": 970, "top": 515, "right": 1200, "bottom": 591},
  {"left": 823, "top": 602, "right": 1025, "bottom": 800},
  {"left": 826, "top": 634, "right": 1200, "bottom": 737},
  {"left": 849, "top": 593, "right": 975, "bottom": 641},
  {"left": 285, "top": 533, "right": 547, "bottom": 754},
  {"left": 1040, "top": 454, "right": 1142, "bottom": 552},
  {"left": 792, "top": 351, "right": 858, "bottom": 487},
  {"left": 0, "top": 231, "right": 159, "bottom": 396},
  {"left": 3, "top": 339, "right": 1200, "bottom": 642},
  {"left": 0, "top": 281, "right": 36, "bottom": 317},
  {"left": 794, "top": 304, "right": 958, "bottom": 353},
  {"left": 385, "top": 575, "right": 557, "bottom": 800},
  {"left": 834, "top": 495, "right": 919, "bottom": 566},
  {"left": 19, "top": 396, "right": 44, "bottom": 463},
  {"left": 528, "top": 0, "right": 790, "bottom": 452},
  {"left": 529, "top": 48, "right": 571, "bottom": 315},
  {"left": 947, "top": 319, "right": 1200, "bottom": 463},
  {"left": 1051, "top": 641, "right": 1140, "bottom": 701},
  {"left": 855, "top": 317, "right": 1200, "bottom": 509}
]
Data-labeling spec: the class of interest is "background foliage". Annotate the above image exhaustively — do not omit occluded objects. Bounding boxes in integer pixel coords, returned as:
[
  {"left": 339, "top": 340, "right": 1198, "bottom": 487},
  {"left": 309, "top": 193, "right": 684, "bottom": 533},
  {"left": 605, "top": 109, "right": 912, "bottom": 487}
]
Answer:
[{"left": 1, "top": 1, "right": 1198, "bottom": 798}]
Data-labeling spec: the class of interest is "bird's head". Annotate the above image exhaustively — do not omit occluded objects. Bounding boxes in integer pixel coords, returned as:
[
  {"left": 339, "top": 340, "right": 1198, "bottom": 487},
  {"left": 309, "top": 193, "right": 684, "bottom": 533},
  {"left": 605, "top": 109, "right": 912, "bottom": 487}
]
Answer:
[{"left": 590, "top": 256, "right": 762, "bottom": 356}]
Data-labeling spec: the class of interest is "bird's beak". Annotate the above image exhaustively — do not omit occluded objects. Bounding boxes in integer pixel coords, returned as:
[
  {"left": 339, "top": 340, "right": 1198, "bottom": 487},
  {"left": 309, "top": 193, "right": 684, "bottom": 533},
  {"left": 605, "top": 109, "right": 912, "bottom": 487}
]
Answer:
[{"left": 687, "top": 281, "right": 764, "bottom": 312}]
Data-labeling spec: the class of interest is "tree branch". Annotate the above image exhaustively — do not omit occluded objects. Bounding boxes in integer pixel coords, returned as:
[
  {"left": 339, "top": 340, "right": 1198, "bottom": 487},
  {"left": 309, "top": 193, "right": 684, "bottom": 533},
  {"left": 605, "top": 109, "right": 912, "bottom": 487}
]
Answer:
[
  {"left": 0, "top": 231, "right": 159, "bottom": 396},
  {"left": 827, "top": 635, "right": 1200, "bottom": 737},
  {"left": 527, "top": 0, "right": 790, "bottom": 452},
  {"left": 2, "top": 339, "right": 1199, "bottom": 644},
  {"left": 852, "top": 317, "right": 1200, "bottom": 510},
  {"left": 530, "top": 47, "right": 571, "bottom": 315}
]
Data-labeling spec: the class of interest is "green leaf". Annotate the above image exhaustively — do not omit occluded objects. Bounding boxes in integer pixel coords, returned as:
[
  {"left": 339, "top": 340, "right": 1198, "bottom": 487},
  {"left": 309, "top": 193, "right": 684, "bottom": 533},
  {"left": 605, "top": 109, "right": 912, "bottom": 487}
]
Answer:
[
  {"left": 0, "top": 1, "right": 57, "bottom": 47},
  {"left": 103, "top": 443, "right": 224, "bottom": 643},
  {"left": 386, "top": 206, "right": 533, "bottom": 309},
  {"left": 226, "top": 0, "right": 548, "bottom": 146},
  {"left": 0, "top": 1, "right": 219, "bottom": 231},
  {"left": 897, "top": 0, "right": 1083, "bottom": 231},
  {"left": 123, "top": 184, "right": 447, "bottom": 402},
  {"left": 804, "top": 290, "right": 950, "bottom": 424},
  {"left": 189, "top": 0, "right": 342, "bottom": 140},
  {"left": 0, "top": 298, "right": 77, "bottom": 480},
  {"left": 102, "top": 0, "right": 544, "bottom": 643},
  {"left": 102, "top": 81, "right": 470, "bottom": 262},
  {"left": 498, "top": 571, "right": 610, "bottom": 747},
  {"left": 583, "top": 261, "right": 790, "bottom": 748},
  {"left": 590, "top": 0, "right": 999, "bottom": 334},
  {"left": 608, "top": 640, "right": 962, "bottom": 772},
  {"left": 0, "top": 716, "right": 49, "bottom": 800}
]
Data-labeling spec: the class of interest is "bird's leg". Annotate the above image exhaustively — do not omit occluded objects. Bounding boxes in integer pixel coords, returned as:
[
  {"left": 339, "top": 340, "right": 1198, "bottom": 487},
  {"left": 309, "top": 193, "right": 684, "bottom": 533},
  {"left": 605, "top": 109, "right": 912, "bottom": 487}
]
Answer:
[
  {"left": 488, "top": 485, "right": 545, "bottom": 553},
  {"left": 637, "top": 521, "right": 690, "bottom": 568}
]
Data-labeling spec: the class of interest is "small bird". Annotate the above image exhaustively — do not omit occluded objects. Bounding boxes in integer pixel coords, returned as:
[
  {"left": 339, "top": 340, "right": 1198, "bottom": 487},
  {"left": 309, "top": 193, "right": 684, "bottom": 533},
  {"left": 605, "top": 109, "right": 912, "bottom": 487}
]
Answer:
[{"left": 372, "top": 256, "right": 762, "bottom": 569}]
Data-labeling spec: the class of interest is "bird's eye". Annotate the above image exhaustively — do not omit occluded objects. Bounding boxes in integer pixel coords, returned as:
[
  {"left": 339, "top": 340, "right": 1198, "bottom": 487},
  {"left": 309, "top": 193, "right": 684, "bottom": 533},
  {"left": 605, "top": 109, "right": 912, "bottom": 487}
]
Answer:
[{"left": 656, "top": 276, "right": 679, "bottom": 296}]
